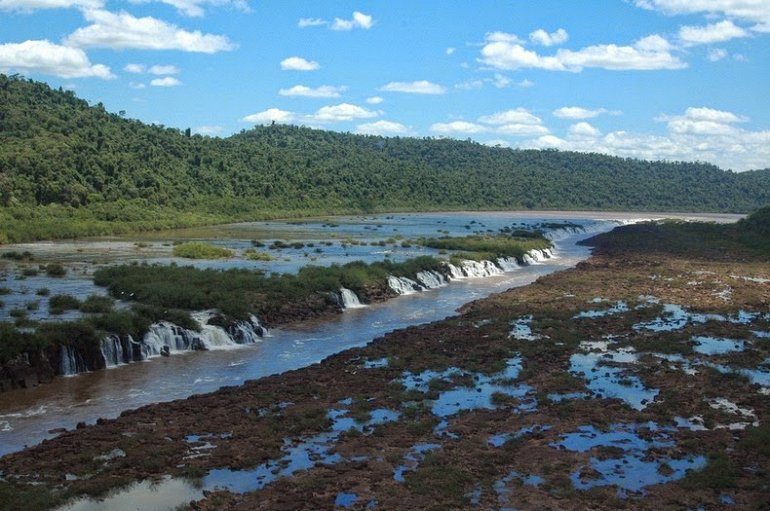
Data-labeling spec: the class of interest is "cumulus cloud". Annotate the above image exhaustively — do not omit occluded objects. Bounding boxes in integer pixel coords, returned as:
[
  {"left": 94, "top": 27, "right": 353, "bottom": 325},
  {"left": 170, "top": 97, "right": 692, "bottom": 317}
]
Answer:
[
  {"left": 553, "top": 106, "right": 617, "bottom": 119},
  {"left": 0, "top": 39, "right": 113, "bottom": 79},
  {"left": 380, "top": 80, "right": 446, "bottom": 94},
  {"left": 568, "top": 122, "right": 601, "bottom": 138},
  {"left": 431, "top": 121, "right": 486, "bottom": 134},
  {"left": 707, "top": 48, "right": 729, "bottom": 61},
  {"left": 280, "top": 56, "right": 319, "bottom": 71},
  {"left": 64, "top": 9, "right": 236, "bottom": 53},
  {"left": 479, "top": 32, "right": 685, "bottom": 71},
  {"left": 446, "top": 47, "right": 456, "bottom": 55},
  {"left": 678, "top": 20, "right": 749, "bottom": 45},
  {"left": 355, "top": 120, "right": 410, "bottom": 136},
  {"left": 150, "top": 76, "right": 180, "bottom": 87},
  {"left": 529, "top": 28, "right": 568, "bottom": 46},
  {"left": 523, "top": 106, "right": 768, "bottom": 171},
  {"left": 0, "top": 0, "right": 102, "bottom": 11},
  {"left": 242, "top": 108, "right": 295, "bottom": 124},
  {"left": 311, "top": 103, "right": 377, "bottom": 122},
  {"left": 634, "top": 0, "right": 770, "bottom": 31},
  {"left": 125, "top": 63, "right": 179, "bottom": 75},
  {"left": 298, "top": 17, "right": 326, "bottom": 28},
  {"left": 278, "top": 85, "right": 346, "bottom": 98},
  {"left": 365, "top": 96, "right": 384, "bottom": 104},
  {"left": 478, "top": 108, "right": 542, "bottom": 125},
  {"left": 331, "top": 11, "right": 373, "bottom": 31}
]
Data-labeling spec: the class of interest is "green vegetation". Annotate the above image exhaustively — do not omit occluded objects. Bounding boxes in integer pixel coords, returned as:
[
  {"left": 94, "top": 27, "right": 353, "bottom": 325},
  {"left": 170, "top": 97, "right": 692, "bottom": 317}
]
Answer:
[
  {"left": 93, "top": 255, "right": 446, "bottom": 320},
  {"left": 1, "top": 74, "right": 769, "bottom": 243},
  {"left": 585, "top": 205, "right": 770, "bottom": 258},
  {"left": 243, "top": 249, "right": 274, "bottom": 261},
  {"left": 172, "top": 242, "right": 233, "bottom": 259},
  {"left": 45, "top": 263, "right": 66, "bottom": 277},
  {"left": 79, "top": 295, "right": 114, "bottom": 313},
  {"left": 48, "top": 294, "right": 81, "bottom": 313},
  {"left": 418, "top": 234, "right": 551, "bottom": 261}
]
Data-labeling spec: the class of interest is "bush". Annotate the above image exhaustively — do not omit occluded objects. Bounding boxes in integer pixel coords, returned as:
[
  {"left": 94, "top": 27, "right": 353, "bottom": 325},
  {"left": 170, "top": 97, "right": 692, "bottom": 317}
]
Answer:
[
  {"left": 21, "top": 268, "right": 38, "bottom": 276},
  {"left": 244, "top": 249, "right": 273, "bottom": 261},
  {"left": 49, "top": 294, "right": 81, "bottom": 312},
  {"left": 45, "top": 263, "right": 67, "bottom": 277},
  {"left": 172, "top": 242, "right": 233, "bottom": 259},
  {"left": 36, "top": 288, "right": 50, "bottom": 296},
  {"left": 79, "top": 295, "right": 114, "bottom": 313}
]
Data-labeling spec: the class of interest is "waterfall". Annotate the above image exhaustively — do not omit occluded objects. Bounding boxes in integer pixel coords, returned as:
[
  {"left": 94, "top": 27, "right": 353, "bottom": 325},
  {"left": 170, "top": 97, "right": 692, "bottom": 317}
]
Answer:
[
  {"left": 387, "top": 276, "right": 424, "bottom": 295},
  {"left": 416, "top": 270, "right": 447, "bottom": 289},
  {"left": 340, "top": 288, "right": 366, "bottom": 309},
  {"left": 59, "top": 345, "right": 87, "bottom": 376},
  {"left": 100, "top": 334, "right": 132, "bottom": 368},
  {"left": 523, "top": 248, "right": 552, "bottom": 265},
  {"left": 457, "top": 260, "right": 503, "bottom": 278},
  {"left": 446, "top": 264, "right": 465, "bottom": 280},
  {"left": 496, "top": 257, "right": 520, "bottom": 272}
]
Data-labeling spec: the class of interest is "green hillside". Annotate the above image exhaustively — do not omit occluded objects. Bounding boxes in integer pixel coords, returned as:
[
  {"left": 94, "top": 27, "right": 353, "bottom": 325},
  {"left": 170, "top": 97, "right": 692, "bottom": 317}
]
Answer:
[{"left": 1, "top": 74, "right": 769, "bottom": 242}]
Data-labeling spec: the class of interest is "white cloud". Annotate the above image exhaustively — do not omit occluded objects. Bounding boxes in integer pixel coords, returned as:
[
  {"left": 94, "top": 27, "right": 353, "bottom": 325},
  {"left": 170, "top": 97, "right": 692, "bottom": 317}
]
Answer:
[
  {"left": 149, "top": 64, "right": 179, "bottom": 75},
  {"left": 64, "top": 9, "right": 236, "bottom": 53},
  {"left": 150, "top": 76, "right": 180, "bottom": 87},
  {"left": 634, "top": 0, "right": 770, "bottom": 31},
  {"left": 521, "top": 105, "right": 768, "bottom": 171},
  {"left": 128, "top": 81, "right": 145, "bottom": 88},
  {"left": 478, "top": 108, "right": 542, "bottom": 125},
  {"left": 312, "top": 103, "right": 377, "bottom": 122},
  {"left": 480, "top": 32, "right": 685, "bottom": 71},
  {"left": 678, "top": 20, "right": 749, "bottom": 45},
  {"left": 330, "top": 11, "right": 373, "bottom": 31},
  {"left": 380, "top": 80, "right": 446, "bottom": 94},
  {"left": 529, "top": 28, "right": 568, "bottom": 46},
  {"left": 125, "top": 63, "right": 179, "bottom": 75},
  {"left": 497, "top": 123, "right": 550, "bottom": 136},
  {"left": 568, "top": 122, "right": 601, "bottom": 138},
  {"left": 0, "top": 39, "right": 113, "bottom": 79},
  {"left": 355, "top": 120, "right": 410, "bottom": 136},
  {"left": 708, "top": 48, "right": 729, "bottom": 61},
  {"left": 242, "top": 108, "right": 295, "bottom": 124},
  {"left": 553, "top": 106, "right": 615, "bottom": 119},
  {"left": 124, "top": 63, "right": 145, "bottom": 73},
  {"left": 484, "top": 31, "right": 524, "bottom": 44},
  {"left": 365, "top": 96, "right": 384, "bottom": 104},
  {"left": 128, "top": 0, "right": 250, "bottom": 18},
  {"left": 298, "top": 17, "right": 326, "bottom": 28},
  {"left": 278, "top": 85, "right": 346, "bottom": 98},
  {"left": 193, "top": 125, "right": 223, "bottom": 135},
  {"left": 431, "top": 121, "right": 486, "bottom": 134},
  {"left": 280, "top": 56, "right": 319, "bottom": 71},
  {"left": 446, "top": 47, "right": 456, "bottom": 55},
  {"left": 455, "top": 79, "right": 484, "bottom": 91},
  {"left": 517, "top": 79, "right": 535, "bottom": 88},
  {"left": 0, "top": 0, "right": 102, "bottom": 12}
]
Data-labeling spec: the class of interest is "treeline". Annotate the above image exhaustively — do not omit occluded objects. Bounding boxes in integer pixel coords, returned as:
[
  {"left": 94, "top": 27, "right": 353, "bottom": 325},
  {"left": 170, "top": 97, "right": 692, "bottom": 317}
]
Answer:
[{"left": 1, "top": 74, "right": 769, "bottom": 242}]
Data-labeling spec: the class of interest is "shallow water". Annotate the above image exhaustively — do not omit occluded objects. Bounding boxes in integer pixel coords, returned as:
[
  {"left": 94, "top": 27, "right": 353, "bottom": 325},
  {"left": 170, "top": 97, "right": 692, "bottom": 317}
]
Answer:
[{"left": 0, "top": 212, "right": 737, "bottom": 458}]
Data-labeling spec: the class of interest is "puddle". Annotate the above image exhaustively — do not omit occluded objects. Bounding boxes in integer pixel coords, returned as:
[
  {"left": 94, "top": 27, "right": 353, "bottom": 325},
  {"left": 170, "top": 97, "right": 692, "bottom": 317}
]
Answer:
[
  {"left": 692, "top": 336, "right": 745, "bottom": 355},
  {"left": 57, "top": 476, "right": 204, "bottom": 511},
  {"left": 509, "top": 316, "right": 540, "bottom": 341},
  {"left": 633, "top": 304, "right": 758, "bottom": 332},
  {"left": 393, "top": 443, "right": 440, "bottom": 482},
  {"left": 553, "top": 423, "right": 706, "bottom": 495},
  {"left": 569, "top": 344, "right": 658, "bottom": 410},
  {"left": 574, "top": 300, "right": 629, "bottom": 319}
]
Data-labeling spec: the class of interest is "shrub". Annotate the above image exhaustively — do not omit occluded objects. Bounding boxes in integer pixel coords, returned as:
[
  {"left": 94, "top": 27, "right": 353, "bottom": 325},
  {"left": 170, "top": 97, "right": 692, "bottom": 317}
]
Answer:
[
  {"left": 79, "top": 295, "right": 114, "bottom": 313},
  {"left": 49, "top": 294, "right": 81, "bottom": 311},
  {"left": 172, "top": 242, "right": 233, "bottom": 259},
  {"left": 45, "top": 263, "right": 67, "bottom": 277}
]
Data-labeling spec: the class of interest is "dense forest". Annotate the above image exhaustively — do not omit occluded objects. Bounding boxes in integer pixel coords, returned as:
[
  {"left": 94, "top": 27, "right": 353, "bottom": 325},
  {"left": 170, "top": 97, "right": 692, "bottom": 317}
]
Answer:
[{"left": 1, "top": 74, "right": 769, "bottom": 242}]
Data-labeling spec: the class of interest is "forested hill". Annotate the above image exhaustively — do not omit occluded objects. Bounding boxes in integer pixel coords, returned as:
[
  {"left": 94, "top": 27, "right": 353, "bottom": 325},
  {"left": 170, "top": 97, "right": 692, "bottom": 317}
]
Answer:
[{"left": 1, "top": 74, "right": 769, "bottom": 242}]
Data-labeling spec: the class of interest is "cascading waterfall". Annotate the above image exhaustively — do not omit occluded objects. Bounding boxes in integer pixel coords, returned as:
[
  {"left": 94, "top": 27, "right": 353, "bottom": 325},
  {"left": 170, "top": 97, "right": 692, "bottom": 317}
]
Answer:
[
  {"left": 100, "top": 334, "right": 134, "bottom": 368},
  {"left": 446, "top": 264, "right": 465, "bottom": 280},
  {"left": 496, "top": 257, "right": 520, "bottom": 272},
  {"left": 460, "top": 260, "right": 503, "bottom": 278},
  {"left": 387, "top": 276, "right": 424, "bottom": 295},
  {"left": 416, "top": 270, "right": 447, "bottom": 289},
  {"left": 339, "top": 288, "right": 367, "bottom": 309},
  {"left": 60, "top": 345, "right": 87, "bottom": 376}
]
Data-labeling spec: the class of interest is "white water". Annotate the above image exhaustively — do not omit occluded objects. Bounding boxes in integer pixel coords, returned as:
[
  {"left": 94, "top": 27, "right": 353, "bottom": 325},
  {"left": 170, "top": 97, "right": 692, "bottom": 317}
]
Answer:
[
  {"left": 387, "top": 276, "right": 424, "bottom": 295},
  {"left": 59, "top": 346, "right": 87, "bottom": 377},
  {"left": 340, "top": 288, "right": 366, "bottom": 309},
  {"left": 416, "top": 270, "right": 447, "bottom": 289}
]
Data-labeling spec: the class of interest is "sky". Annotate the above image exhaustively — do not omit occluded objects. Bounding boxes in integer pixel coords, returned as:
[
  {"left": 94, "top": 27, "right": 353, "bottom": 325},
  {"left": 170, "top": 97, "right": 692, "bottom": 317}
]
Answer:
[{"left": 1, "top": 0, "right": 769, "bottom": 171}]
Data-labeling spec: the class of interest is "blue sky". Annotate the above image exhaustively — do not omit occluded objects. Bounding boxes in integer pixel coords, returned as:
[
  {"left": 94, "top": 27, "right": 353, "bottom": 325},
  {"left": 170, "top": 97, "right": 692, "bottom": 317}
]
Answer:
[{"left": 1, "top": 0, "right": 769, "bottom": 171}]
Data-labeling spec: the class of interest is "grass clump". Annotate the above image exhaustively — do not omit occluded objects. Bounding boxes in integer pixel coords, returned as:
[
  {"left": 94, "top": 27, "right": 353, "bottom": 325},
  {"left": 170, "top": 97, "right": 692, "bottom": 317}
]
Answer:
[
  {"left": 419, "top": 234, "right": 551, "bottom": 262},
  {"left": 243, "top": 249, "right": 273, "bottom": 261},
  {"left": 172, "top": 242, "right": 233, "bottom": 259},
  {"left": 45, "top": 263, "right": 67, "bottom": 277},
  {"left": 79, "top": 295, "right": 115, "bottom": 313},
  {"left": 49, "top": 294, "right": 81, "bottom": 313}
]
